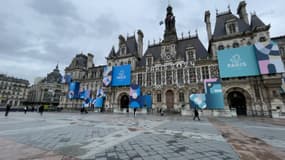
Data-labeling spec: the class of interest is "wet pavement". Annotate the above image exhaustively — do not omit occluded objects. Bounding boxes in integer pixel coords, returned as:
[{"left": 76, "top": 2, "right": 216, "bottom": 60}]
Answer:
[{"left": 0, "top": 112, "right": 284, "bottom": 160}]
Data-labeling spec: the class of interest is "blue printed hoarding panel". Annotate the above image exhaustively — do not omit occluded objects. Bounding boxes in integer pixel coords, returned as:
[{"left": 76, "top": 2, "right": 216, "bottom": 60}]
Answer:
[
  {"left": 217, "top": 45, "right": 260, "bottom": 78},
  {"left": 205, "top": 81, "right": 224, "bottom": 109},
  {"left": 68, "top": 82, "right": 80, "bottom": 99},
  {"left": 111, "top": 65, "right": 131, "bottom": 86}
]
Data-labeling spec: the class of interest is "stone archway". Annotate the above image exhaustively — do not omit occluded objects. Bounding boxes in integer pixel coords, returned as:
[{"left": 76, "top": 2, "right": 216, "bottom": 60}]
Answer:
[
  {"left": 120, "top": 94, "right": 129, "bottom": 109},
  {"left": 228, "top": 91, "right": 247, "bottom": 116},
  {"left": 225, "top": 87, "right": 252, "bottom": 116},
  {"left": 166, "top": 90, "right": 174, "bottom": 110}
]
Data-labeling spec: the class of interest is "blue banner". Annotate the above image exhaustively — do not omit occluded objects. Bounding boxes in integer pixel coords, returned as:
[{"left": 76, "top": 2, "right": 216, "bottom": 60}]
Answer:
[
  {"left": 130, "top": 84, "right": 141, "bottom": 108},
  {"left": 143, "top": 95, "right": 152, "bottom": 108},
  {"left": 96, "top": 87, "right": 105, "bottom": 98},
  {"left": 103, "top": 66, "right": 112, "bottom": 87},
  {"left": 217, "top": 45, "right": 260, "bottom": 78},
  {"left": 68, "top": 82, "right": 80, "bottom": 99},
  {"left": 111, "top": 65, "right": 131, "bottom": 86},
  {"left": 80, "top": 90, "right": 90, "bottom": 99},
  {"left": 63, "top": 74, "right": 72, "bottom": 84},
  {"left": 95, "top": 97, "right": 104, "bottom": 108}
]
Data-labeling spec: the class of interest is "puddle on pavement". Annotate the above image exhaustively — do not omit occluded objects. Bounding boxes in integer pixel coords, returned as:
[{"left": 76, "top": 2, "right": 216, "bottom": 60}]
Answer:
[
  {"left": 166, "top": 140, "right": 177, "bottom": 144},
  {"left": 114, "top": 134, "right": 122, "bottom": 137},
  {"left": 59, "top": 137, "right": 71, "bottom": 143},
  {"left": 128, "top": 127, "right": 140, "bottom": 131},
  {"left": 57, "top": 144, "right": 87, "bottom": 157}
]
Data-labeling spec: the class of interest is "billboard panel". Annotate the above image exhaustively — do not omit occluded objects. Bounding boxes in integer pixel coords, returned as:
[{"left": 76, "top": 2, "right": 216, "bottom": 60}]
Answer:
[
  {"left": 254, "top": 41, "right": 285, "bottom": 74},
  {"left": 68, "top": 82, "right": 80, "bottom": 99},
  {"left": 217, "top": 45, "right": 260, "bottom": 78},
  {"left": 111, "top": 65, "right": 131, "bottom": 86}
]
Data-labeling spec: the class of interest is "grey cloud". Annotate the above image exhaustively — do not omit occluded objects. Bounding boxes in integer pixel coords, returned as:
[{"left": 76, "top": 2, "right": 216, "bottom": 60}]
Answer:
[
  {"left": 29, "top": 0, "right": 78, "bottom": 19},
  {"left": 91, "top": 14, "right": 120, "bottom": 39}
]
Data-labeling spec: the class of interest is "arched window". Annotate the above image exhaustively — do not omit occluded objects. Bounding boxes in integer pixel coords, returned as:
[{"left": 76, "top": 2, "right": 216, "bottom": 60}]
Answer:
[
  {"left": 218, "top": 45, "right": 224, "bottom": 50},
  {"left": 157, "top": 92, "right": 161, "bottom": 102},
  {"left": 233, "top": 43, "right": 239, "bottom": 48},
  {"left": 179, "top": 92, "right": 184, "bottom": 102}
]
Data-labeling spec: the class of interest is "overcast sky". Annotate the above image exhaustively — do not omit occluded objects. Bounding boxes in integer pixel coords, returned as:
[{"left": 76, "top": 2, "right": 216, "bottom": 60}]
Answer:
[{"left": 1, "top": 0, "right": 284, "bottom": 84}]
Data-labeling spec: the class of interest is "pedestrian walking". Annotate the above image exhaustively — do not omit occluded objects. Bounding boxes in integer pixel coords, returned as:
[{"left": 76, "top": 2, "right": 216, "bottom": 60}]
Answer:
[
  {"left": 24, "top": 106, "right": 27, "bottom": 114},
  {"left": 159, "top": 108, "right": 164, "bottom": 116},
  {"left": 193, "top": 108, "right": 200, "bottom": 121},
  {"left": 5, "top": 103, "right": 11, "bottom": 117},
  {"left": 39, "top": 105, "right": 44, "bottom": 116},
  {"left": 133, "top": 108, "right": 137, "bottom": 117}
]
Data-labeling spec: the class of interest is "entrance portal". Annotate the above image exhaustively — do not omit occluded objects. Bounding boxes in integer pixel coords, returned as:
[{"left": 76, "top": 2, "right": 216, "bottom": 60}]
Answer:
[
  {"left": 166, "top": 90, "right": 174, "bottom": 110},
  {"left": 120, "top": 95, "right": 129, "bottom": 109},
  {"left": 228, "top": 91, "right": 247, "bottom": 116}
]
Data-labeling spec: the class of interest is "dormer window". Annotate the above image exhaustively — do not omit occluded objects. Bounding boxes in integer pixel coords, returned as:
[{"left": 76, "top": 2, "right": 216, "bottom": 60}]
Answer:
[
  {"left": 147, "top": 57, "right": 152, "bottom": 66},
  {"left": 228, "top": 23, "right": 236, "bottom": 33},
  {"left": 226, "top": 21, "right": 238, "bottom": 35},
  {"left": 120, "top": 45, "right": 126, "bottom": 55},
  {"left": 186, "top": 47, "right": 196, "bottom": 61}
]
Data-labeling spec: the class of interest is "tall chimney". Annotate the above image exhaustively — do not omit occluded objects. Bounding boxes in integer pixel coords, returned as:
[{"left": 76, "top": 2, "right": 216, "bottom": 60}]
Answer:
[
  {"left": 137, "top": 30, "right": 144, "bottom": 58},
  {"left": 204, "top": 10, "right": 212, "bottom": 41},
  {"left": 87, "top": 53, "right": 94, "bottom": 69},
  {"left": 237, "top": 1, "right": 249, "bottom": 24}
]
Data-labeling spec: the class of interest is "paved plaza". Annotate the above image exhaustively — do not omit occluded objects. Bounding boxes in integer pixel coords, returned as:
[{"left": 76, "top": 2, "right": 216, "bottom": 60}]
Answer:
[{"left": 0, "top": 112, "right": 285, "bottom": 160}]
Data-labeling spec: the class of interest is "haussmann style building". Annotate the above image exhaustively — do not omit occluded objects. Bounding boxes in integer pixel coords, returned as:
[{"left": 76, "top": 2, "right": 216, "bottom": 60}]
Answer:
[{"left": 0, "top": 74, "right": 29, "bottom": 107}]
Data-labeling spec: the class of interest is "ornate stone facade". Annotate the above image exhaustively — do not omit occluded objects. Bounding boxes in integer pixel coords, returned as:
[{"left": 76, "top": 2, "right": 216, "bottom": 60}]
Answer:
[{"left": 59, "top": 2, "right": 285, "bottom": 117}]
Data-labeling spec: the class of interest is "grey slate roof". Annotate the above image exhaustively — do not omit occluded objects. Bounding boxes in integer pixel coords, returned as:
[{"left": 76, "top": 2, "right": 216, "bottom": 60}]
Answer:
[
  {"left": 137, "top": 36, "right": 208, "bottom": 67},
  {"left": 108, "top": 35, "right": 138, "bottom": 59},
  {"left": 177, "top": 37, "right": 208, "bottom": 60},
  {"left": 213, "top": 11, "right": 266, "bottom": 39},
  {"left": 67, "top": 54, "right": 87, "bottom": 69},
  {"left": 108, "top": 46, "right": 116, "bottom": 58},
  {"left": 126, "top": 36, "right": 138, "bottom": 55},
  {"left": 0, "top": 74, "right": 29, "bottom": 85},
  {"left": 250, "top": 14, "right": 265, "bottom": 30}
]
